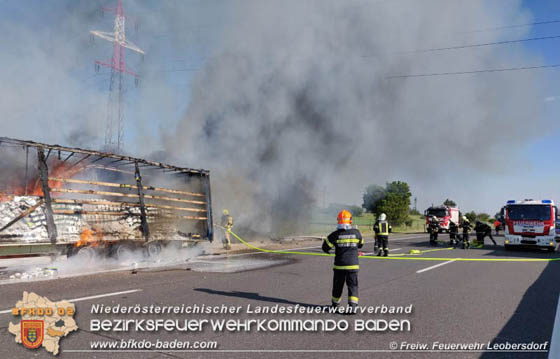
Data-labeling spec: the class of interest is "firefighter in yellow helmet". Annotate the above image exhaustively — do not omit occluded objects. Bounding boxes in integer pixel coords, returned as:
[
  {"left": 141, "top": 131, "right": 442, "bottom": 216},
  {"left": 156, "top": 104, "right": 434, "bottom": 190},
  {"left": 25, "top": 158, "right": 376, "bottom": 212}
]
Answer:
[
  {"left": 221, "top": 209, "right": 233, "bottom": 250},
  {"left": 322, "top": 210, "right": 363, "bottom": 313},
  {"left": 373, "top": 213, "right": 392, "bottom": 256}
]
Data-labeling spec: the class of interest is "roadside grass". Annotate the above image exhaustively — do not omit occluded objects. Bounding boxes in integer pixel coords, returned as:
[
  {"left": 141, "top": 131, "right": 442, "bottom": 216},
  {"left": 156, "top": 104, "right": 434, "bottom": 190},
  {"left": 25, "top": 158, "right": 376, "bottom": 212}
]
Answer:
[{"left": 301, "top": 213, "right": 425, "bottom": 237}]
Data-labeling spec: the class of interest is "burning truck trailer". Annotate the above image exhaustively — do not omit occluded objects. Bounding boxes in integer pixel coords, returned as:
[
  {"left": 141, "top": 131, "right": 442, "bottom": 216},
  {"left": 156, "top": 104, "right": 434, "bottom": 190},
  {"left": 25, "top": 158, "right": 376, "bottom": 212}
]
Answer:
[{"left": 0, "top": 137, "right": 213, "bottom": 261}]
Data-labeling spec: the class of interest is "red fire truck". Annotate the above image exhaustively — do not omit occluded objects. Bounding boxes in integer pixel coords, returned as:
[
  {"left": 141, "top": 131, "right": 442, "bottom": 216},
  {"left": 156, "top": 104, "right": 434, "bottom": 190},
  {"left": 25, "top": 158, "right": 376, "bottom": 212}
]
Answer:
[
  {"left": 503, "top": 199, "right": 557, "bottom": 252},
  {"left": 424, "top": 206, "right": 460, "bottom": 233}
]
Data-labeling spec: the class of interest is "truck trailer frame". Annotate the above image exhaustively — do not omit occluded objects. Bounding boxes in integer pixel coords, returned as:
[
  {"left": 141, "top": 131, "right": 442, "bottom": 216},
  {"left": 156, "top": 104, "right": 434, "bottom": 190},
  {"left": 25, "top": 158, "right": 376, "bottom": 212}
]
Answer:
[{"left": 0, "top": 137, "right": 213, "bottom": 258}]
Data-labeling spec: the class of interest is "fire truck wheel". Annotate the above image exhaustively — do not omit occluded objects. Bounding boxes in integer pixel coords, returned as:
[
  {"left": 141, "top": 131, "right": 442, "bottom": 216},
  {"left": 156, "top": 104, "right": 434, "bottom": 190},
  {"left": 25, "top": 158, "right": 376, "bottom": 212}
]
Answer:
[
  {"left": 504, "top": 244, "right": 512, "bottom": 251},
  {"left": 547, "top": 247, "right": 556, "bottom": 252},
  {"left": 146, "top": 242, "right": 162, "bottom": 258}
]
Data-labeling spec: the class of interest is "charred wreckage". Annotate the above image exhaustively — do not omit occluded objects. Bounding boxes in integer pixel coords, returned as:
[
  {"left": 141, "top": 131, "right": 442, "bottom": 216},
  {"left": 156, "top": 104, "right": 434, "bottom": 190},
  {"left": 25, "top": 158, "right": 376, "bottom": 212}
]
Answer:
[{"left": 0, "top": 137, "right": 213, "bottom": 259}]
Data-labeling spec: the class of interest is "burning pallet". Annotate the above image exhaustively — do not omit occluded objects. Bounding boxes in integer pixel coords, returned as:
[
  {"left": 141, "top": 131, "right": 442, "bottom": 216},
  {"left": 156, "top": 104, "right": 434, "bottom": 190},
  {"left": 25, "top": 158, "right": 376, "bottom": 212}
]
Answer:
[{"left": 0, "top": 137, "right": 213, "bottom": 258}]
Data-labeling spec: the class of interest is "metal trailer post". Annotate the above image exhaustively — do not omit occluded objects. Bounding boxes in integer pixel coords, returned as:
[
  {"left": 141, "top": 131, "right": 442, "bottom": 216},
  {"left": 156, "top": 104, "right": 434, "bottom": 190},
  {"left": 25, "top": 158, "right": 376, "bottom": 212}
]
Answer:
[
  {"left": 134, "top": 162, "right": 150, "bottom": 241},
  {"left": 203, "top": 173, "right": 213, "bottom": 242},
  {"left": 24, "top": 146, "right": 29, "bottom": 195},
  {"left": 37, "top": 149, "right": 58, "bottom": 244}
]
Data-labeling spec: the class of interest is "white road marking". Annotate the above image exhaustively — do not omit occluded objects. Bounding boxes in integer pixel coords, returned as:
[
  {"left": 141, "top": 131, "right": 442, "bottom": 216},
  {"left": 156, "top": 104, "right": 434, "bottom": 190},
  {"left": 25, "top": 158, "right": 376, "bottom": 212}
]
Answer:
[
  {"left": 549, "top": 293, "right": 560, "bottom": 358},
  {"left": 0, "top": 289, "right": 142, "bottom": 314},
  {"left": 416, "top": 260, "right": 456, "bottom": 274}
]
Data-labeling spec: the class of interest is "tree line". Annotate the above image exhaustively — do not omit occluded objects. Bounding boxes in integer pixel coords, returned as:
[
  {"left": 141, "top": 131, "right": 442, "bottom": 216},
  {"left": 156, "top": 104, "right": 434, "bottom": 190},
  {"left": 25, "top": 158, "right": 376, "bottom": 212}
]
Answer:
[
  {"left": 362, "top": 181, "right": 411, "bottom": 226},
  {"left": 360, "top": 182, "right": 494, "bottom": 225}
]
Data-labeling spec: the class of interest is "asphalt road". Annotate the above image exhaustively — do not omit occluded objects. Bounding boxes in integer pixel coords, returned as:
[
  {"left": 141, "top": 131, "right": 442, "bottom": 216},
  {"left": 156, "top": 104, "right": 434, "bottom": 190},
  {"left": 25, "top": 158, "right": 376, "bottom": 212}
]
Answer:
[{"left": 0, "top": 233, "right": 559, "bottom": 359}]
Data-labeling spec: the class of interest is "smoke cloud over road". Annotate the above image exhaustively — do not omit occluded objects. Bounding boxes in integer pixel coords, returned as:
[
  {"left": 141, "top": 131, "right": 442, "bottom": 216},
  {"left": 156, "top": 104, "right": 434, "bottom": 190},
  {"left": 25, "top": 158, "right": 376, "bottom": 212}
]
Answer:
[{"left": 166, "top": 0, "right": 546, "bottom": 230}]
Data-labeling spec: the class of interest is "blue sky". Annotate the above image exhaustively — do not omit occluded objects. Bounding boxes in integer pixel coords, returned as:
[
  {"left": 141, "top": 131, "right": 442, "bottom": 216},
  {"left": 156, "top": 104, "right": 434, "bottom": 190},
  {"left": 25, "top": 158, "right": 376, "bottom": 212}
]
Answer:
[
  {"left": 502, "top": 1, "right": 560, "bottom": 207},
  {"left": 522, "top": 0, "right": 560, "bottom": 162}
]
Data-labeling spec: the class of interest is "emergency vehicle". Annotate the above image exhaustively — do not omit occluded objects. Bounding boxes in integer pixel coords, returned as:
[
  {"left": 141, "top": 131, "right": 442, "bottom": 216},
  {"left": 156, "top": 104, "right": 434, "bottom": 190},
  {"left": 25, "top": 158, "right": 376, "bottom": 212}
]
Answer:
[
  {"left": 424, "top": 206, "right": 460, "bottom": 232},
  {"left": 503, "top": 199, "right": 557, "bottom": 252}
]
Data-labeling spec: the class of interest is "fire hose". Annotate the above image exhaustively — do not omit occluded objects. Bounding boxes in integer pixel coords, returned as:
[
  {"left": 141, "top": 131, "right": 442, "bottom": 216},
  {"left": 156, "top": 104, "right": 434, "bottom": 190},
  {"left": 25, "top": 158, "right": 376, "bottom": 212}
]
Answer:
[{"left": 217, "top": 226, "right": 560, "bottom": 262}]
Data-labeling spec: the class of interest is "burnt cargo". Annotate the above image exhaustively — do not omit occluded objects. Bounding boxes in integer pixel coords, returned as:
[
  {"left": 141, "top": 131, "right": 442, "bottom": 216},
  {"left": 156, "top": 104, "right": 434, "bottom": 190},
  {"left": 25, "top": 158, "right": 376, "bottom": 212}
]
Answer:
[{"left": 0, "top": 137, "right": 213, "bottom": 258}]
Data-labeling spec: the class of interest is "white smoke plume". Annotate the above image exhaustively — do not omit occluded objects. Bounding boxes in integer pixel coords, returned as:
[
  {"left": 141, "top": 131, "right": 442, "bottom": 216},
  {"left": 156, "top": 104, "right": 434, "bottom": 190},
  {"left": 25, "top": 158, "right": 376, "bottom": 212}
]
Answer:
[
  {"left": 3, "top": 242, "right": 208, "bottom": 283},
  {"left": 0, "top": 1, "right": 107, "bottom": 147}
]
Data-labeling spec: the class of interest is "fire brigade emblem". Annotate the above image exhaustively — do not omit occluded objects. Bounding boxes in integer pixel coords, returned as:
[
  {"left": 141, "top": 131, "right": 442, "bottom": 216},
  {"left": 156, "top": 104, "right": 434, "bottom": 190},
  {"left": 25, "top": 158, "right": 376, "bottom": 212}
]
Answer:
[
  {"left": 21, "top": 320, "right": 44, "bottom": 349},
  {"left": 9, "top": 292, "right": 78, "bottom": 355}
]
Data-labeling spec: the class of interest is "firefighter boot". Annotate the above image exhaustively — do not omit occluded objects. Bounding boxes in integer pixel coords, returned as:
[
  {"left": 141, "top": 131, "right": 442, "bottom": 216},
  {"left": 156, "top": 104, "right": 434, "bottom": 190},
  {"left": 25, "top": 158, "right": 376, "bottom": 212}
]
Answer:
[
  {"left": 223, "top": 240, "right": 231, "bottom": 250},
  {"left": 383, "top": 249, "right": 388, "bottom": 257}
]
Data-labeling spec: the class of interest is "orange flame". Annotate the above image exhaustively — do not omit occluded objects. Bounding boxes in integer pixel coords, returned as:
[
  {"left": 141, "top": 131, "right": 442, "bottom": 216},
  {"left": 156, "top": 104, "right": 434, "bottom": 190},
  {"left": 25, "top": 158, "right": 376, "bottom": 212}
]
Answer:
[
  {"left": 76, "top": 227, "right": 103, "bottom": 248},
  {"left": 0, "top": 192, "right": 11, "bottom": 202},
  {"left": 1, "top": 159, "right": 84, "bottom": 202}
]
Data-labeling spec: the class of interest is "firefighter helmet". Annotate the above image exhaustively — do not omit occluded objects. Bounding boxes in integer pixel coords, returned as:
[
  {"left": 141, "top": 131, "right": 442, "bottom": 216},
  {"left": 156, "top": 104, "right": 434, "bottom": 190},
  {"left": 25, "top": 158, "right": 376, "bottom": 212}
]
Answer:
[
  {"left": 337, "top": 210, "right": 352, "bottom": 225},
  {"left": 223, "top": 209, "right": 229, "bottom": 215},
  {"left": 379, "top": 213, "right": 387, "bottom": 221},
  {"left": 462, "top": 215, "right": 468, "bottom": 221}
]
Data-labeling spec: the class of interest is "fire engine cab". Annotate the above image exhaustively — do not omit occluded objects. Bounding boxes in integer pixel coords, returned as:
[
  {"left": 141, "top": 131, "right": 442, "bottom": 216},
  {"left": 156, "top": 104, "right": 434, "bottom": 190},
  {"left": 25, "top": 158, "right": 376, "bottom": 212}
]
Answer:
[
  {"left": 424, "top": 206, "right": 460, "bottom": 232},
  {"left": 503, "top": 199, "right": 557, "bottom": 252}
]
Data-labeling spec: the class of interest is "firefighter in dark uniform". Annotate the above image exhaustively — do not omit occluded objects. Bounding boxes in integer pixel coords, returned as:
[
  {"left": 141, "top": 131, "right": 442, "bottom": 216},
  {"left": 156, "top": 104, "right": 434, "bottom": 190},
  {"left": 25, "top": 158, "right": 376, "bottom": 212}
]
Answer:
[
  {"left": 373, "top": 213, "right": 392, "bottom": 256},
  {"left": 220, "top": 209, "right": 233, "bottom": 250},
  {"left": 475, "top": 221, "right": 497, "bottom": 246},
  {"left": 449, "top": 221, "right": 459, "bottom": 246},
  {"left": 460, "top": 216, "right": 472, "bottom": 249},
  {"left": 322, "top": 210, "right": 363, "bottom": 312},
  {"left": 428, "top": 216, "right": 440, "bottom": 246}
]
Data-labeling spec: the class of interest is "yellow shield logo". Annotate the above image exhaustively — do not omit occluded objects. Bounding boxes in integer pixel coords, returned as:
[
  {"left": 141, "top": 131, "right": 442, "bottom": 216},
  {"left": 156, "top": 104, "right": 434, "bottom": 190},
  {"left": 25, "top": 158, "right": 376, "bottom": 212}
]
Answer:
[{"left": 21, "top": 320, "right": 44, "bottom": 350}]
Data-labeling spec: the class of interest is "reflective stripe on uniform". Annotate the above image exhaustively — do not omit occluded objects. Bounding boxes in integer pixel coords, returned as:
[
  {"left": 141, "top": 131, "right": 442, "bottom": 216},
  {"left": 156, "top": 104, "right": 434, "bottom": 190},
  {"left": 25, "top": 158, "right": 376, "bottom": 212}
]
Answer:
[
  {"left": 379, "top": 221, "right": 389, "bottom": 235},
  {"left": 349, "top": 296, "right": 359, "bottom": 304},
  {"left": 324, "top": 238, "right": 334, "bottom": 248},
  {"left": 337, "top": 243, "right": 358, "bottom": 247},
  {"left": 336, "top": 238, "right": 361, "bottom": 244},
  {"left": 332, "top": 296, "right": 341, "bottom": 304},
  {"left": 333, "top": 265, "right": 359, "bottom": 270}
]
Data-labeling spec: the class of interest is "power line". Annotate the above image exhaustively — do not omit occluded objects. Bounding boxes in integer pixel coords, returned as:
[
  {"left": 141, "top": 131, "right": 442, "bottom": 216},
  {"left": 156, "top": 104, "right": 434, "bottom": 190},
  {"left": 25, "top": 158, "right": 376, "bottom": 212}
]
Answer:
[
  {"left": 467, "top": 19, "right": 560, "bottom": 33},
  {"left": 412, "top": 34, "right": 560, "bottom": 53},
  {"left": 387, "top": 64, "right": 560, "bottom": 79}
]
